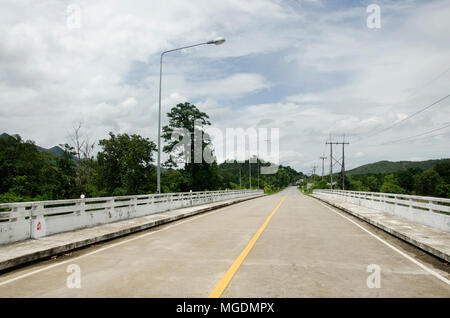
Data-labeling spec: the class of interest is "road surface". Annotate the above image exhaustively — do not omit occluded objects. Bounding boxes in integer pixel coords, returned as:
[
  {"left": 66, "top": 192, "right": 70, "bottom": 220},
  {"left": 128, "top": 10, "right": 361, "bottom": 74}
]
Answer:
[{"left": 0, "top": 187, "right": 449, "bottom": 297}]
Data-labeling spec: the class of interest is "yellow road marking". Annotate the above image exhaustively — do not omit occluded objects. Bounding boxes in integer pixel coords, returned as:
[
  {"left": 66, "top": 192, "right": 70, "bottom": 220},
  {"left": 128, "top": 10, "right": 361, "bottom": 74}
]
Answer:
[{"left": 209, "top": 195, "right": 288, "bottom": 298}]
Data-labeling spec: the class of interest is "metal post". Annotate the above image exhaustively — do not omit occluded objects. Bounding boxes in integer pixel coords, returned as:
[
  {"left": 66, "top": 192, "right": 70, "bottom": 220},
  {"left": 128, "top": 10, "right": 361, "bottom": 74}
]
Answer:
[
  {"left": 330, "top": 143, "right": 333, "bottom": 189},
  {"left": 312, "top": 164, "right": 317, "bottom": 183},
  {"left": 320, "top": 156, "right": 327, "bottom": 180},
  {"left": 342, "top": 139, "right": 345, "bottom": 190},
  {"left": 249, "top": 160, "right": 252, "bottom": 189},
  {"left": 257, "top": 158, "right": 260, "bottom": 189},
  {"left": 239, "top": 164, "right": 242, "bottom": 189},
  {"left": 156, "top": 38, "right": 225, "bottom": 194},
  {"left": 157, "top": 53, "right": 163, "bottom": 194},
  {"left": 326, "top": 139, "right": 349, "bottom": 191}
]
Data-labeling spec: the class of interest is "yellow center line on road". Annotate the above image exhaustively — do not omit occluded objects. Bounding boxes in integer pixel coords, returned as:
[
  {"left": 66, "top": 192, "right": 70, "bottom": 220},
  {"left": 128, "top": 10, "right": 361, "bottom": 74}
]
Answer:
[{"left": 208, "top": 195, "right": 288, "bottom": 298}]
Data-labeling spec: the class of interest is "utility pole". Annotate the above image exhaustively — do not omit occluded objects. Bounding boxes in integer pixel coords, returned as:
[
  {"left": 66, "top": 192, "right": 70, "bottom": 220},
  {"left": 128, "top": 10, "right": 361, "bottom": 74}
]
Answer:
[
  {"left": 239, "top": 164, "right": 242, "bottom": 189},
  {"left": 312, "top": 164, "right": 317, "bottom": 183},
  {"left": 320, "top": 156, "right": 327, "bottom": 180},
  {"left": 257, "top": 158, "right": 260, "bottom": 189},
  {"left": 264, "top": 138, "right": 271, "bottom": 189},
  {"left": 326, "top": 138, "right": 349, "bottom": 190},
  {"left": 326, "top": 141, "right": 334, "bottom": 189},
  {"left": 249, "top": 158, "right": 252, "bottom": 189},
  {"left": 341, "top": 135, "right": 349, "bottom": 190}
]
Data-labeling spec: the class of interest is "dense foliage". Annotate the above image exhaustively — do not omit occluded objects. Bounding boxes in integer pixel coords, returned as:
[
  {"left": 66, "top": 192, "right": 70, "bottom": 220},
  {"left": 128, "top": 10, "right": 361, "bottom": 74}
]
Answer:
[
  {"left": 346, "top": 159, "right": 448, "bottom": 175},
  {"left": 0, "top": 103, "right": 303, "bottom": 203},
  {"left": 162, "top": 102, "right": 219, "bottom": 192},
  {"left": 301, "top": 161, "right": 450, "bottom": 198},
  {"left": 0, "top": 135, "right": 78, "bottom": 202}
]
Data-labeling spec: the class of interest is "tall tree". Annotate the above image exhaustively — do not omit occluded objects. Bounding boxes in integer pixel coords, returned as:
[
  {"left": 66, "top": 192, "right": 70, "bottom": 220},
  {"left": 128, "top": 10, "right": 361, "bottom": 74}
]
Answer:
[
  {"left": 0, "top": 134, "right": 78, "bottom": 202},
  {"left": 0, "top": 134, "right": 47, "bottom": 199},
  {"left": 69, "top": 121, "right": 96, "bottom": 195},
  {"left": 96, "top": 133, "right": 157, "bottom": 196},
  {"left": 433, "top": 160, "right": 450, "bottom": 183},
  {"left": 162, "top": 102, "right": 217, "bottom": 191},
  {"left": 414, "top": 170, "right": 442, "bottom": 196},
  {"left": 380, "top": 174, "right": 405, "bottom": 194}
]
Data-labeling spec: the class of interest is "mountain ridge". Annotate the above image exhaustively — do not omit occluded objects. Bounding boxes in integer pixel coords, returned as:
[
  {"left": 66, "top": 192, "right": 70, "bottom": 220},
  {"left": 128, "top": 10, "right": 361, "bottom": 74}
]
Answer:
[
  {"left": 346, "top": 158, "right": 450, "bottom": 175},
  {"left": 0, "top": 132, "right": 66, "bottom": 157}
]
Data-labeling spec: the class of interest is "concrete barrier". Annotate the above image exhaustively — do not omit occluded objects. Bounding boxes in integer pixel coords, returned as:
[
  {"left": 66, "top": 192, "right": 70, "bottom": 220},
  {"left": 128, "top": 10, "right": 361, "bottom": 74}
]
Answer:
[
  {"left": 0, "top": 189, "right": 263, "bottom": 245},
  {"left": 313, "top": 189, "right": 450, "bottom": 232}
]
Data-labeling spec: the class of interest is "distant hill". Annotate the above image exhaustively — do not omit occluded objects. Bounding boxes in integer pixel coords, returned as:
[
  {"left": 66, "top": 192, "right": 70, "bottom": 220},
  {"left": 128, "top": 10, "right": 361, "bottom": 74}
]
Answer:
[
  {"left": 0, "top": 132, "right": 66, "bottom": 157},
  {"left": 46, "top": 146, "right": 67, "bottom": 156},
  {"left": 347, "top": 159, "right": 450, "bottom": 175}
]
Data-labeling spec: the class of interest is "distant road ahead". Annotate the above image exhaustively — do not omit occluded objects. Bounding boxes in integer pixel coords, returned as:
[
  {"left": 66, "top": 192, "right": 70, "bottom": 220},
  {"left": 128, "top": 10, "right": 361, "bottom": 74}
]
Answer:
[{"left": 0, "top": 187, "right": 449, "bottom": 297}]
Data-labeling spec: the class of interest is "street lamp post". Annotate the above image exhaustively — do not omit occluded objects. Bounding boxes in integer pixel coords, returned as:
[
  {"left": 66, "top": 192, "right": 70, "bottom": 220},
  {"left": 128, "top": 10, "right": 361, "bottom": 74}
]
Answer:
[
  {"left": 157, "top": 37, "right": 225, "bottom": 194},
  {"left": 249, "top": 160, "right": 251, "bottom": 190},
  {"left": 258, "top": 158, "right": 260, "bottom": 189}
]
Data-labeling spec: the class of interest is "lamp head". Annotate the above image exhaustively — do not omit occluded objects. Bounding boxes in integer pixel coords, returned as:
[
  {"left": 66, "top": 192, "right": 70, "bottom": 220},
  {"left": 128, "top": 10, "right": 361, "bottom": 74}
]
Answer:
[{"left": 207, "top": 37, "right": 226, "bottom": 45}]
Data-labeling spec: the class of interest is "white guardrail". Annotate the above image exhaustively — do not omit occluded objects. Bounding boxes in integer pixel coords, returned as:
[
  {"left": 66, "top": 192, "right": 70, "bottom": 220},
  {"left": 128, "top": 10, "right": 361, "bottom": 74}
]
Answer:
[
  {"left": 0, "top": 189, "right": 263, "bottom": 245},
  {"left": 313, "top": 189, "right": 450, "bottom": 232}
]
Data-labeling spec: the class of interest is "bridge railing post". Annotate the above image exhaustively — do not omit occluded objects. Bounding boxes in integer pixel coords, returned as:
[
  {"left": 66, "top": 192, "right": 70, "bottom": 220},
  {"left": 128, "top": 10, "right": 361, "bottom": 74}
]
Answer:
[{"left": 30, "top": 203, "right": 46, "bottom": 239}]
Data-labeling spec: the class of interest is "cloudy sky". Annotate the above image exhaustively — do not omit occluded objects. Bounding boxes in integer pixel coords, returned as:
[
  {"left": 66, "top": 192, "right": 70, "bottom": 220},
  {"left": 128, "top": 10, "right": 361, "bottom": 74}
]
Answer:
[{"left": 1, "top": 0, "right": 449, "bottom": 174}]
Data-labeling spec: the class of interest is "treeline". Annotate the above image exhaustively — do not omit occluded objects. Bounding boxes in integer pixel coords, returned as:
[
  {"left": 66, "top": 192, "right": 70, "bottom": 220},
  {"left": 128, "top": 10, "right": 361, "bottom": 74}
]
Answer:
[
  {"left": 346, "top": 159, "right": 446, "bottom": 175},
  {"left": 303, "top": 161, "right": 450, "bottom": 198},
  {"left": 0, "top": 102, "right": 303, "bottom": 203},
  {"left": 218, "top": 160, "right": 303, "bottom": 193}
]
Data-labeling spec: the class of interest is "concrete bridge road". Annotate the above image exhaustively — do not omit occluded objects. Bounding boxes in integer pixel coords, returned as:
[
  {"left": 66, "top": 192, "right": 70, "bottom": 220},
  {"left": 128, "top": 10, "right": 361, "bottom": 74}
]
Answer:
[{"left": 0, "top": 187, "right": 449, "bottom": 297}]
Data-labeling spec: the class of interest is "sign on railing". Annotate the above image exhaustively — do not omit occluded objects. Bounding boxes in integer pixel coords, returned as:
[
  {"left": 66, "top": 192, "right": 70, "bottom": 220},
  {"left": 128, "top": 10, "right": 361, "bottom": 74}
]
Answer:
[
  {"left": 313, "top": 189, "right": 450, "bottom": 232},
  {"left": 0, "top": 189, "right": 263, "bottom": 245}
]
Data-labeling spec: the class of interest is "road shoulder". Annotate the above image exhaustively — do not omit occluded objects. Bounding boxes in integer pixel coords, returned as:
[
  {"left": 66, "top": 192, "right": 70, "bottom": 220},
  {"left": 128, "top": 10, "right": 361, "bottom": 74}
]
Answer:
[{"left": 310, "top": 193, "right": 450, "bottom": 263}]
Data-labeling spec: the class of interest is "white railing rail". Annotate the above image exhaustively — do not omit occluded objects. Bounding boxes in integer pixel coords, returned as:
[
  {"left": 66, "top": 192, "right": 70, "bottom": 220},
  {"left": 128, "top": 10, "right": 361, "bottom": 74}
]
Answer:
[
  {"left": 0, "top": 189, "right": 263, "bottom": 245},
  {"left": 313, "top": 189, "right": 450, "bottom": 232}
]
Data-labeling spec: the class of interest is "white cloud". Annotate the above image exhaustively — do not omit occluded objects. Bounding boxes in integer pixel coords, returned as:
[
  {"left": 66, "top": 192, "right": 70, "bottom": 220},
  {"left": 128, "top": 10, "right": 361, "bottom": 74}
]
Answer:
[
  {"left": 157, "top": 73, "right": 271, "bottom": 101},
  {"left": 0, "top": 0, "right": 449, "bottom": 175},
  {"left": 286, "top": 93, "right": 322, "bottom": 104}
]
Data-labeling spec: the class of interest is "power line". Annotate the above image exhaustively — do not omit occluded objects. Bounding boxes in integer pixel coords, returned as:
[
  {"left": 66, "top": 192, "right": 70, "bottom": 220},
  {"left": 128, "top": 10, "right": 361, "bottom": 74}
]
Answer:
[
  {"left": 408, "top": 131, "right": 449, "bottom": 142},
  {"left": 373, "top": 122, "right": 450, "bottom": 146},
  {"left": 329, "top": 66, "right": 450, "bottom": 145},
  {"left": 406, "top": 66, "right": 450, "bottom": 99},
  {"left": 354, "top": 94, "right": 450, "bottom": 143}
]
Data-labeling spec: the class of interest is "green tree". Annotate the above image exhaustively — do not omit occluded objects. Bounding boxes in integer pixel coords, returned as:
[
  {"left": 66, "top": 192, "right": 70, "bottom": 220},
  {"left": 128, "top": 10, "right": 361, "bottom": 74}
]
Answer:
[
  {"left": 162, "top": 102, "right": 218, "bottom": 191},
  {"left": 433, "top": 160, "right": 450, "bottom": 183},
  {"left": 366, "top": 175, "right": 381, "bottom": 192},
  {"left": 380, "top": 174, "right": 405, "bottom": 194},
  {"left": 0, "top": 134, "right": 57, "bottom": 201},
  {"left": 414, "top": 170, "right": 442, "bottom": 196},
  {"left": 161, "top": 169, "right": 189, "bottom": 193},
  {"left": 395, "top": 169, "right": 415, "bottom": 192},
  {"left": 96, "top": 132, "right": 157, "bottom": 195},
  {"left": 348, "top": 177, "right": 370, "bottom": 191},
  {"left": 53, "top": 144, "right": 77, "bottom": 198},
  {"left": 435, "top": 182, "right": 450, "bottom": 198}
]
